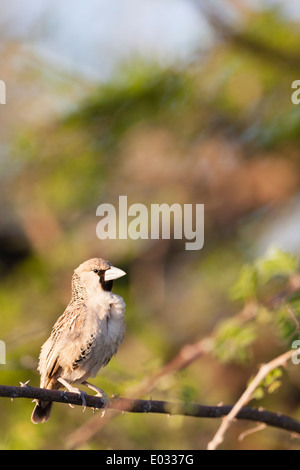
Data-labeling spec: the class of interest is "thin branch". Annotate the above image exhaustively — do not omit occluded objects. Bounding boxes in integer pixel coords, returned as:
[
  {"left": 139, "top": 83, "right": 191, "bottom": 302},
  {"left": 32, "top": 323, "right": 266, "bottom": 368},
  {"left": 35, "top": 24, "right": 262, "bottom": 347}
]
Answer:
[
  {"left": 207, "top": 348, "right": 298, "bottom": 450},
  {"left": 238, "top": 423, "right": 266, "bottom": 442},
  {"left": 65, "top": 339, "right": 214, "bottom": 449},
  {"left": 130, "top": 338, "right": 213, "bottom": 397},
  {"left": 1, "top": 383, "right": 300, "bottom": 440},
  {"left": 66, "top": 274, "right": 300, "bottom": 448}
]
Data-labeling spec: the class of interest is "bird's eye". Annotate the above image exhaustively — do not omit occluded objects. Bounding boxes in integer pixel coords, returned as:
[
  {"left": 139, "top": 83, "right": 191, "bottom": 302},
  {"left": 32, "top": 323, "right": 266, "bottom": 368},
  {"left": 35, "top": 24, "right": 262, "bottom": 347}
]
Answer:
[{"left": 92, "top": 268, "right": 99, "bottom": 274}]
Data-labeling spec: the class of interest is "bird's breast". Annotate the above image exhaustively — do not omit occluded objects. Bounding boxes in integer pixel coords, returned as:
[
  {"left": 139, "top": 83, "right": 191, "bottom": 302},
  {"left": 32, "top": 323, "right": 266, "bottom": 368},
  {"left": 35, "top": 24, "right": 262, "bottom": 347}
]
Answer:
[{"left": 84, "top": 292, "right": 126, "bottom": 376}]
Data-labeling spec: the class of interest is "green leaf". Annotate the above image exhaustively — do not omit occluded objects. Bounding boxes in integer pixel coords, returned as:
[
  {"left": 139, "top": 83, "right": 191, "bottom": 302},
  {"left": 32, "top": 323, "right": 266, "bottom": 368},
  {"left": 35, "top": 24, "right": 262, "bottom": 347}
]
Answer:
[
  {"left": 214, "top": 318, "right": 257, "bottom": 363},
  {"left": 256, "top": 247, "right": 298, "bottom": 285},
  {"left": 252, "top": 387, "right": 265, "bottom": 401},
  {"left": 276, "top": 305, "right": 299, "bottom": 341},
  {"left": 256, "top": 305, "right": 273, "bottom": 324},
  {"left": 229, "top": 264, "right": 258, "bottom": 302},
  {"left": 249, "top": 368, "right": 283, "bottom": 402},
  {"left": 264, "top": 368, "right": 282, "bottom": 387}
]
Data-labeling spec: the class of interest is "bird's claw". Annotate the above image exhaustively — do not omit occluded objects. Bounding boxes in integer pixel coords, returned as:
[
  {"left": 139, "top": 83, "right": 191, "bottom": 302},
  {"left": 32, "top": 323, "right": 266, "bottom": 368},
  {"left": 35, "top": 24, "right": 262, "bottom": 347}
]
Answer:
[
  {"left": 63, "top": 388, "right": 86, "bottom": 411},
  {"left": 73, "top": 389, "right": 87, "bottom": 412},
  {"left": 81, "top": 382, "right": 110, "bottom": 416},
  {"left": 62, "top": 390, "right": 73, "bottom": 407},
  {"left": 92, "top": 392, "right": 109, "bottom": 417},
  {"left": 80, "top": 391, "right": 87, "bottom": 412},
  {"left": 98, "top": 393, "right": 110, "bottom": 417},
  {"left": 100, "top": 399, "right": 108, "bottom": 417}
]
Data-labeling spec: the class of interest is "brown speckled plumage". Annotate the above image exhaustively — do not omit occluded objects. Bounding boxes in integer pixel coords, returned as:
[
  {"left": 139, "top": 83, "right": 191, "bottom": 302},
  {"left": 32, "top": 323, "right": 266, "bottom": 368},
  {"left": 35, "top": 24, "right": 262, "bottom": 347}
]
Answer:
[{"left": 31, "top": 258, "right": 126, "bottom": 424}]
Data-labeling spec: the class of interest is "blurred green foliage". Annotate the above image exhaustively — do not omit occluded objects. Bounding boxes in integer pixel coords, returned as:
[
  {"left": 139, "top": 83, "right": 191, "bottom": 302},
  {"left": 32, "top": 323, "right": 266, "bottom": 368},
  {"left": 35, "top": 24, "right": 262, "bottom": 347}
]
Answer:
[
  {"left": 251, "top": 368, "right": 283, "bottom": 401},
  {"left": 214, "top": 248, "right": 299, "bottom": 364},
  {"left": 1, "top": 4, "right": 300, "bottom": 450}
]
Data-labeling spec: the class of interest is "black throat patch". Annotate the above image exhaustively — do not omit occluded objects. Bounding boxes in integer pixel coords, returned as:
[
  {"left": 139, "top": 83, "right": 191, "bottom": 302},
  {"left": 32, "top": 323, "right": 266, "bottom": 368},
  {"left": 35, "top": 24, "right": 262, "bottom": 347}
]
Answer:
[{"left": 99, "top": 271, "right": 113, "bottom": 292}]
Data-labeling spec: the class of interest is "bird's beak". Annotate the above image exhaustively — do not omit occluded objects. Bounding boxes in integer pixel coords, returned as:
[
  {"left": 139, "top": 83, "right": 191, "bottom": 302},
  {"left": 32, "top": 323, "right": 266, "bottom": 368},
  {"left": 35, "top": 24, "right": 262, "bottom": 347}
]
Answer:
[{"left": 104, "top": 266, "right": 126, "bottom": 282}]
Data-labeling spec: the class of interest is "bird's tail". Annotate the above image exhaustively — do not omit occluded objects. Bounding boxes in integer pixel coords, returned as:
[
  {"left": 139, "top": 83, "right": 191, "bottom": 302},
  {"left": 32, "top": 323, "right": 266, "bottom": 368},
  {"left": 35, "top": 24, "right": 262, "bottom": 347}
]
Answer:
[
  {"left": 31, "top": 379, "right": 59, "bottom": 424},
  {"left": 31, "top": 400, "right": 53, "bottom": 424}
]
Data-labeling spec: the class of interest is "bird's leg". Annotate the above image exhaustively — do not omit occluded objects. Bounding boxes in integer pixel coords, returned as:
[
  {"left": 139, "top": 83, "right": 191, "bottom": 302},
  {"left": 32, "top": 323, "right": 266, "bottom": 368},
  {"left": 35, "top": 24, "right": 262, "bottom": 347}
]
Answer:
[
  {"left": 57, "top": 377, "right": 87, "bottom": 411},
  {"left": 81, "top": 381, "right": 109, "bottom": 417}
]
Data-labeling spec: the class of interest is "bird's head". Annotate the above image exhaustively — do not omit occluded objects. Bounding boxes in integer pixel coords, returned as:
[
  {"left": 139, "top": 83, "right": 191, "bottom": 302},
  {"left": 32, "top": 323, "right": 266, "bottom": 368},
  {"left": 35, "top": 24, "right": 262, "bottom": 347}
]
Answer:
[{"left": 74, "top": 258, "right": 126, "bottom": 293}]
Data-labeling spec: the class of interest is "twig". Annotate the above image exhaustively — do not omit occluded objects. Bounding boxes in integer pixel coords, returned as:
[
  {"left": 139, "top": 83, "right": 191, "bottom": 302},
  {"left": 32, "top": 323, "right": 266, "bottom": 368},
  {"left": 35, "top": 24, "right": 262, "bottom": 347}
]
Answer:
[
  {"left": 238, "top": 423, "right": 266, "bottom": 442},
  {"left": 65, "top": 338, "right": 213, "bottom": 449},
  {"left": 66, "top": 274, "right": 300, "bottom": 448},
  {"left": 1, "top": 383, "right": 300, "bottom": 442},
  {"left": 207, "top": 348, "right": 298, "bottom": 450},
  {"left": 130, "top": 338, "right": 213, "bottom": 397}
]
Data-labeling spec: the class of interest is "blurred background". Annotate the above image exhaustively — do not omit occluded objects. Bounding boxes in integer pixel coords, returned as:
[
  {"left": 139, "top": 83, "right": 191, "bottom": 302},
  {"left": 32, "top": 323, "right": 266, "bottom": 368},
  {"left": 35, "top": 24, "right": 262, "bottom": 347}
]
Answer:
[{"left": 1, "top": 0, "right": 300, "bottom": 450}]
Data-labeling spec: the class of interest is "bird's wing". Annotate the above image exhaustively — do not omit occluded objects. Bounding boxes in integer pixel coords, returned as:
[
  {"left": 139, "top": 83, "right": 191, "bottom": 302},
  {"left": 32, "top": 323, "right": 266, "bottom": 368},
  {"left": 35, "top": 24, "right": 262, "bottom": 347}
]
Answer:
[{"left": 38, "top": 302, "right": 88, "bottom": 387}]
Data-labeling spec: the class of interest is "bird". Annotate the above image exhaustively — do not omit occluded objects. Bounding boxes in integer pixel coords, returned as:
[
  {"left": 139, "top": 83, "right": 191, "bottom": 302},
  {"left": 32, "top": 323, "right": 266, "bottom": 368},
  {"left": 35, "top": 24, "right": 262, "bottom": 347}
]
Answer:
[{"left": 31, "top": 257, "right": 126, "bottom": 424}]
